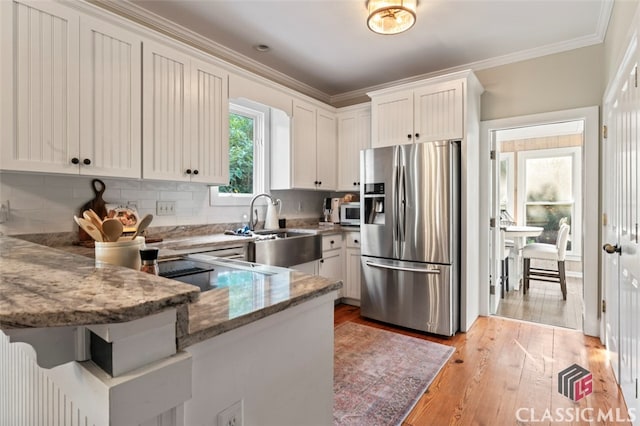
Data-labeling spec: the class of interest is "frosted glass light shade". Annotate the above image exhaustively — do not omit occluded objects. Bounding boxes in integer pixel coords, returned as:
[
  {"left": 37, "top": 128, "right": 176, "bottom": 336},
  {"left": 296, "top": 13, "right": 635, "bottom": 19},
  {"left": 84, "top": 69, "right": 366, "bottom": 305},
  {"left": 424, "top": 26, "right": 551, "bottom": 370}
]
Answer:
[{"left": 367, "top": 0, "right": 417, "bottom": 35}]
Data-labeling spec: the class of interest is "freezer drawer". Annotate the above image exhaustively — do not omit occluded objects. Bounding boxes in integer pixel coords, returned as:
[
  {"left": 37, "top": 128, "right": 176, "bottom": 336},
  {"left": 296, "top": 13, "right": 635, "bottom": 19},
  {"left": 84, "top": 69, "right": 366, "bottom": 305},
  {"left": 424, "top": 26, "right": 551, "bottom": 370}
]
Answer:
[{"left": 360, "top": 257, "right": 458, "bottom": 336}]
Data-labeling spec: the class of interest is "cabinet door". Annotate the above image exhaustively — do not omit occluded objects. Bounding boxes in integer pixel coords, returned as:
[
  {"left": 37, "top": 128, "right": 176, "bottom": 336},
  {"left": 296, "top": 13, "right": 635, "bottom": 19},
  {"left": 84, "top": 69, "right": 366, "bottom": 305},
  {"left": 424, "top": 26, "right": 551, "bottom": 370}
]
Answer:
[
  {"left": 413, "top": 80, "right": 463, "bottom": 142},
  {"left": 337, "top": 106, "right": 370, "bottom": 191},
  {"left": 142, "top": 40, "right": 191, "bottom": 181},
  {"left": 345, "top": 248, "right": 362, "bottom": 301},
  {"left": 291, "top": 260, "right": 319, "bottom": 276},
  {"left": 371, "top": 89, "right": 413, "bottom": 148},
  {"left": 79, "top": 16, "right": 142, "bottom": 178},
  {"left": 320, "top": 249, "right": 343, "bottom": 282},
  {"left": 191, "top": 59, "right": 229, "bottom": 184},
  {"left": 1, "top": 0, "right": 79, "bottom": 174},
  {"left": 291, "top": 100, "right": 317, "bottom": 189},
  {"left": 316, "top": 108, "right": 337, "bottom": 190}
]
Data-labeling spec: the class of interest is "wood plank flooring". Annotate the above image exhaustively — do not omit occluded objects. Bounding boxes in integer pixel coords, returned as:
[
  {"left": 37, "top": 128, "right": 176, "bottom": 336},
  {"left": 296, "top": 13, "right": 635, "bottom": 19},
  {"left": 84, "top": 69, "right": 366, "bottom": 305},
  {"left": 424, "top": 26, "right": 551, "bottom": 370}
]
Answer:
[
  {"left": 335, "top": 304, "right": 630, "bottom": 425},
  {"left": 497, "top": 275, "right": 583, "bottom": 330}
]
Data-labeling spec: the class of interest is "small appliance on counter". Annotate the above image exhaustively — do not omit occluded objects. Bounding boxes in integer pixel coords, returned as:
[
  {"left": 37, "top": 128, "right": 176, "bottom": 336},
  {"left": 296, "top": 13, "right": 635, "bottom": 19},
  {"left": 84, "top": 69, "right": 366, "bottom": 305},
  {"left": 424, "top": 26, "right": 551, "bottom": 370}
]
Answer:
[
  {"left": 330, "top": 198, "right": 341, "bottom": 223},
  {"left": 340, "top": 202, "right": 361, "bottom": 226}
]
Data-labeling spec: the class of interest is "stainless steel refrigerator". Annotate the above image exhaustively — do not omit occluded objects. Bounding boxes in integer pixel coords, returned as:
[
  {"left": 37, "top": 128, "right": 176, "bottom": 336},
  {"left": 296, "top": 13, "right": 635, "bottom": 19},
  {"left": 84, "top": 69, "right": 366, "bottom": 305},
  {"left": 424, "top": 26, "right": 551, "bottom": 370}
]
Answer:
[{"left": 360, "top": 140, "right": 460, "bottom": 336}]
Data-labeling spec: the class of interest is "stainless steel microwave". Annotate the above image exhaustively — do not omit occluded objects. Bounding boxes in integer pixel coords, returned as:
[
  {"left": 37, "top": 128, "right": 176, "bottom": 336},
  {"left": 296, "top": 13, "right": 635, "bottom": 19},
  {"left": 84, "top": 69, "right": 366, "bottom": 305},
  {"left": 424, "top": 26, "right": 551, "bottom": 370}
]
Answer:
[{"left": 340, "top": 202, "right": 361, "bottom": 226}]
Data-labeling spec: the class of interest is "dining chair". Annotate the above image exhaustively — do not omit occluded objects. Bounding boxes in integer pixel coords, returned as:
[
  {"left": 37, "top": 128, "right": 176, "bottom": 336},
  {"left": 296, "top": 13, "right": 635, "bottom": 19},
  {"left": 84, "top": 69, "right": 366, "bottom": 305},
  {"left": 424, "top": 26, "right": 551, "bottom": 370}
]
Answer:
[{"left": 522, "top": 223, "right": 570, "bottom": 300}]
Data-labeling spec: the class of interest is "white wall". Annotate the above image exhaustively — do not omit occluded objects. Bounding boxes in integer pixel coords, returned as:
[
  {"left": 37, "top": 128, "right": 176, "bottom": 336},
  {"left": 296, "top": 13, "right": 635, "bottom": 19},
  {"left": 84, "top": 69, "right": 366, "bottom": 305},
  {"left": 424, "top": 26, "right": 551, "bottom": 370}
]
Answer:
[
  {"left": 0, "top": 172, "right": 327, "bottom": 235},
  {"left": 476, "top": 44, "right": 605, "bottom": 121}
]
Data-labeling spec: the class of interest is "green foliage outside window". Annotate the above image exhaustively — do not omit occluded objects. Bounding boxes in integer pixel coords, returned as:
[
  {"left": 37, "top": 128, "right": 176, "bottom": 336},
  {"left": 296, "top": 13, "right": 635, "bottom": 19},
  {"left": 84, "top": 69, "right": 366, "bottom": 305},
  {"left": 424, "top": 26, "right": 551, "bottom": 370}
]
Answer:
[{"left": 219, "top": 113, "right": 254, "bottom": 194}]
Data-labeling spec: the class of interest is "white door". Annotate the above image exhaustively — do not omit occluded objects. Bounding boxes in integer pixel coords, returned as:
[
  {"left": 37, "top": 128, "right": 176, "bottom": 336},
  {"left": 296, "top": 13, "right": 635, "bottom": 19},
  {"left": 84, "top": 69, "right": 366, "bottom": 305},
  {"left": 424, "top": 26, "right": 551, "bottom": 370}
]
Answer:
[
  {"left": 489, "top": 132, "right": 502, "bottom": 314},
  {"left": 602, "top": 37, "right": 639, "bottom": 414}
]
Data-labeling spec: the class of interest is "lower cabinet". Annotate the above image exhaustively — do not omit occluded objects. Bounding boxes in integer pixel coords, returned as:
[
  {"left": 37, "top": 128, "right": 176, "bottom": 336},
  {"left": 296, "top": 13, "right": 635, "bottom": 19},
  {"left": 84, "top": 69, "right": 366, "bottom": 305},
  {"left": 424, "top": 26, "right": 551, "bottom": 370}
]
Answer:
[
  {"left": 344, "top": 232, "right": 361, "bottom": 304},
  {"left": 319, "top": 233, "right": 344, "bottom": 296},
  {"left": 291, "top": 260, "right": 319, "bottom": 276}
]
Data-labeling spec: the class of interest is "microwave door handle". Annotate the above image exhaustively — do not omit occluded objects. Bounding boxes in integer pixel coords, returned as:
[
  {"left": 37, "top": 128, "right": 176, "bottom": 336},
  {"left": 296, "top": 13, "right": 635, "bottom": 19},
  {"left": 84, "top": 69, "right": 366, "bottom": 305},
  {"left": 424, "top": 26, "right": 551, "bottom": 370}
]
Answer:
[{"left": 365, "top": 260, "right": 441, "bottom": 274}]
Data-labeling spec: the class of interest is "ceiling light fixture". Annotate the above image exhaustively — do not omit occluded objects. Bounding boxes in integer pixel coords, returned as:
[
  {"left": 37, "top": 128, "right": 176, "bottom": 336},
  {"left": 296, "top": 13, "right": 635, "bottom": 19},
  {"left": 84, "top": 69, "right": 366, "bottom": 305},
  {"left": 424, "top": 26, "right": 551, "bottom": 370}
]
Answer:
[{"left": 366, "top": 0, "right": 417, "bottom": 35}]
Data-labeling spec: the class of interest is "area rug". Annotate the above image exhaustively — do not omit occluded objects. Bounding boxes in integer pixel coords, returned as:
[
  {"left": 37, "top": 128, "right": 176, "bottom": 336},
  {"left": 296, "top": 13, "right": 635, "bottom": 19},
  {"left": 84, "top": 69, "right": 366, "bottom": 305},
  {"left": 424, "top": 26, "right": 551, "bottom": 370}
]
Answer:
[{"left": 333, "top": 322, "right": 454, "bottom": 426}]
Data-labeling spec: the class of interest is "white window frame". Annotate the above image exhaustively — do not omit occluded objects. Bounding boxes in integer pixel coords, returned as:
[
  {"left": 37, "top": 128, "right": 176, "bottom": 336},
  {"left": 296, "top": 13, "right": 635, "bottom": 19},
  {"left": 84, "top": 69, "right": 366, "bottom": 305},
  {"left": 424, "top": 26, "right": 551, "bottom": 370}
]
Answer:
[
  {"left": 516, "top": 145, "right": 582, "bottom": 257},
  {"left": 210, "top": 100, "right": 271, "bottom": 206}
]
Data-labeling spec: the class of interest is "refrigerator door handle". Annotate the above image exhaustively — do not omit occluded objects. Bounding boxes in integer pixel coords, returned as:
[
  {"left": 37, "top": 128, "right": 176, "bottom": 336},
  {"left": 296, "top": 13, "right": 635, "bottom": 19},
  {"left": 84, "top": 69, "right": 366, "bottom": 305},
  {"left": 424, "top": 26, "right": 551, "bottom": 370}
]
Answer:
[
  {"left": 399, "top": 164, "right": 406, "bottom": 243},
  {"left": 365, "top": 260, "right": 441, "bottom": 274}
]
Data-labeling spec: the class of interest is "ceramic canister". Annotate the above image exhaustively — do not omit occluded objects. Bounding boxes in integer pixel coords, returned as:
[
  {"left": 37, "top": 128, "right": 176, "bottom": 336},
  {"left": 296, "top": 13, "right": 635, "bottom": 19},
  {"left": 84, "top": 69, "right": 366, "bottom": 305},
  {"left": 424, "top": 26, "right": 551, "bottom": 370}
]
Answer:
[{"left": 94, "top": 236, "right": 145, "bottom": 270}]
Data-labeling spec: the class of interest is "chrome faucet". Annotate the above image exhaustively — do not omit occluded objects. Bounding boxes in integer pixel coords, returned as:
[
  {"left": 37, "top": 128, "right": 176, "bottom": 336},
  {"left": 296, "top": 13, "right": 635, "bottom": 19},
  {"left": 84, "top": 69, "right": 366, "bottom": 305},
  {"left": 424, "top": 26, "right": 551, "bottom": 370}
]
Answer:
[{"left": 249, "top": 193, "right": 273, "bottom": 231}]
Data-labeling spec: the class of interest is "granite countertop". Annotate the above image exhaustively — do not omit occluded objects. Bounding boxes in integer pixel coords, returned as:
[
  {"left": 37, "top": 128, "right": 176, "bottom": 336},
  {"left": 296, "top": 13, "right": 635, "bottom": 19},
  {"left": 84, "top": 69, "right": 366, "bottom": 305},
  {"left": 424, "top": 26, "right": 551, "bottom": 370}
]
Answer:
[
  {"left": 178, "top": 257, "right": 342, "bottom": 349},
  {"left": 0, "top": 232, "right": 343, "bottom": 349},
  {"left": 0, "top": 237, "right": 200, "bottom": 329}
]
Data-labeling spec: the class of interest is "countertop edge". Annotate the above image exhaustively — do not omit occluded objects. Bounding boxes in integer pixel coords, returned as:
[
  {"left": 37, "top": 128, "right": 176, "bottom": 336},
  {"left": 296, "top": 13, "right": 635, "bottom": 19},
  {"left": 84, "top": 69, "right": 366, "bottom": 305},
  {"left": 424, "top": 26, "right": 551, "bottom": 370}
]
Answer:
[{"left": 177, "top": 280, "right": 342, "bottom": 349}]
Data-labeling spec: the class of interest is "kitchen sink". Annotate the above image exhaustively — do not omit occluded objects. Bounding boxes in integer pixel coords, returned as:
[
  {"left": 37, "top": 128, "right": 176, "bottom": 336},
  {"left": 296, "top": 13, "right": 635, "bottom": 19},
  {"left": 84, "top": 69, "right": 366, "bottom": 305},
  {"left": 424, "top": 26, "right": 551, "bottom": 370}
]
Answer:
[{"left": 248, "top": 229, "right": 322, "bottom": 267}]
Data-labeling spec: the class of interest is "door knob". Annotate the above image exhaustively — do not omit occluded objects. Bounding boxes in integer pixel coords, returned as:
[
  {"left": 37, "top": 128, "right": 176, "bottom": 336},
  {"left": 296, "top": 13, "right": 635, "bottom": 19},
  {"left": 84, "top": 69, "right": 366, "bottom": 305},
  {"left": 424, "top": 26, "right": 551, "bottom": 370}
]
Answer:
[{"left": 603, "top": 243, "right": 621, "bottom": 254}]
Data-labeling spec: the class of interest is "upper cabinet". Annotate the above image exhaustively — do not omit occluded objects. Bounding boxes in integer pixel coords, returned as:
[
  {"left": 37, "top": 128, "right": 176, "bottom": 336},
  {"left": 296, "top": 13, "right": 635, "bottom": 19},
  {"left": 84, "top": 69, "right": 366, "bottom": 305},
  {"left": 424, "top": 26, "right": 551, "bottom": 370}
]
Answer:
[
  {"left": 370, "top": 79, "right": 463, "bottom": 148},
  {"left": 272, "top": 99, "right": 337, "bottom": 191},
  {"left": 142, "top": 40, "right": 229, "bottom": 184},
  {"left": 0, "top": 1, "right": 142, "bottom": 178},
  {"left": 337, "top": 104, "right": 371, "bottom": 192}
]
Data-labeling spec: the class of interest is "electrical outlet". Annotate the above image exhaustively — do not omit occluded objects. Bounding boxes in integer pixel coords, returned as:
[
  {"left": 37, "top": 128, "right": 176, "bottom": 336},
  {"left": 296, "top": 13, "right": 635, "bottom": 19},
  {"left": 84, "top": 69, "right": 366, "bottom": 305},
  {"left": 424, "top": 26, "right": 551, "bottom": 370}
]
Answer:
[
  {"left": 217, "top": 400, "right": 243, "bottom": 426},
  {"left": 156, "top": 201, "right": 175, "bottom": 216}
]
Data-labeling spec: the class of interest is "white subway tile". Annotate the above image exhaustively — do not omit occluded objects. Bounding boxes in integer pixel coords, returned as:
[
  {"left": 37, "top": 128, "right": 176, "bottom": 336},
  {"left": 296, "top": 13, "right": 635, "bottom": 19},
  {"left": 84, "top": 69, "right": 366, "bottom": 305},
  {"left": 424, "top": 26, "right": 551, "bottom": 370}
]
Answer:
[
  {"left": 141, "top": 181, "right": 177, "bottom": 191},
  {"left": 160, "top": 191, "right": 193, "bottom": 201},
  {"left": 121, "top": 189, "right": 159, "bottom": 200}
]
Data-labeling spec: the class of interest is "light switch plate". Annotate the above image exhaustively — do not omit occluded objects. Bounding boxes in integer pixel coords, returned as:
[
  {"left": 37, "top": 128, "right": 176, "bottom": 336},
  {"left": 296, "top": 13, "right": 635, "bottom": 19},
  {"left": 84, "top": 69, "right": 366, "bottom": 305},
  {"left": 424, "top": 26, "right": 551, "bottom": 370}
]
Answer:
[{"left": 156, "top": 201, "right": 175, "bottom": 216}]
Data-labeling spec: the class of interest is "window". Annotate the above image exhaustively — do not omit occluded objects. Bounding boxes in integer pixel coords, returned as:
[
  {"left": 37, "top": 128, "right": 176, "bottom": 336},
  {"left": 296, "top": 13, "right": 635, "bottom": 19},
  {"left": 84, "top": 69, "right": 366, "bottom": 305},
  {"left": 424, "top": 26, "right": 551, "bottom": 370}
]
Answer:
[
  {"left": 517, "top": 146, "right": 582, "bottom": 254},
  {"left": 210, "top": 100, "right": 270, "bottom": 205}
]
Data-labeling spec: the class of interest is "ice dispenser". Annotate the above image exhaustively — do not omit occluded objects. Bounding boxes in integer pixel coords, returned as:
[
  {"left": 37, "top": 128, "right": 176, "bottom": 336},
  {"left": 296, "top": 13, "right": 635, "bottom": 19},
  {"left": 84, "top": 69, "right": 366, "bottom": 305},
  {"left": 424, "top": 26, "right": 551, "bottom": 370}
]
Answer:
[{"left": 364, "top": 183, "right": 385, "bottom": 225}]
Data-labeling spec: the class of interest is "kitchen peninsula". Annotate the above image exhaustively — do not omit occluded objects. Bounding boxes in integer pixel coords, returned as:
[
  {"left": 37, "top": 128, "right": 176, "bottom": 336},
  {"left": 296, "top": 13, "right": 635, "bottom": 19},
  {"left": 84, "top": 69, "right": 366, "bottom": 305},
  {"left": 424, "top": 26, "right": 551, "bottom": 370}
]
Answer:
[{"left": 0, "top": 236, "right": 341, "bottom": 426}]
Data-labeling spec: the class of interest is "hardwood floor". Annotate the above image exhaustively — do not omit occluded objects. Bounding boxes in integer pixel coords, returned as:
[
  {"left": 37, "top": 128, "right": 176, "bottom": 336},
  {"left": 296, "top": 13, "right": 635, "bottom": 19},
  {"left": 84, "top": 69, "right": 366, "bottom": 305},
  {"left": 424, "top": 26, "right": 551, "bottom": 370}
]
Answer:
[
  {"left": 497, "top": 275, "right": 583, "bottom": 330},
  {"left": 335, "top": 304, "right": 630, "bottom": 425}
]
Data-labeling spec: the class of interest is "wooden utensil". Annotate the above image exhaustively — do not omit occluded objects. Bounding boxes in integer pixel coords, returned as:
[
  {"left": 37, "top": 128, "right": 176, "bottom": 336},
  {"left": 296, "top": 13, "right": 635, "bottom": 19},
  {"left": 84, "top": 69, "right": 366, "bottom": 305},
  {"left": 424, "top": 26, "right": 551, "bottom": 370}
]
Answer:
[
  {"left": 78, "top": 179, "right": 108, "bottom": 241},
  {"left": 74, "top": 215, "right": 104, "bottom": 242},
  {"left": 131, "top": 214, "right": 153, "bottom": 240},
  {"left": 83, "top": 210, "right": 106, "bottom": 240},
  {"left": 101, "top": 218, "right": 124, "bottom": 242}
]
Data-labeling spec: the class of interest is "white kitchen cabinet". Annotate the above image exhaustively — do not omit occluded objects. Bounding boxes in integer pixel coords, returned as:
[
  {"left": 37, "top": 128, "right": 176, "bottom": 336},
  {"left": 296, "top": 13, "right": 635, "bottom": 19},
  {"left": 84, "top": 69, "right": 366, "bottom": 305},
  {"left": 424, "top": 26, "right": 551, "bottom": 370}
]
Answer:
[
  {"left": 370, "top": 80, "right": 463, "bottom": 148},
  {"left": 0, "top": 1, "right": 143, "bottom": 178},
  {"left": 337, "top": 104, "right": 371, "bottom": 192},
  {"left": 79, "top": 16, "right": 142, "bottom": 178},
  {"left": 142, "top": 39, "right": 228, "bottom": 184},
  {"left": 344, "top": 232, "right": 361, "bottom": 304},
  {"left": 273, "top": 99, "right": 337, "bottom": 190},
  {"left": 291, "top": 260, "right": 319, "bottom": 276},
  {"left": 319, "top": 234, "right": 344, "bottom": 295}
]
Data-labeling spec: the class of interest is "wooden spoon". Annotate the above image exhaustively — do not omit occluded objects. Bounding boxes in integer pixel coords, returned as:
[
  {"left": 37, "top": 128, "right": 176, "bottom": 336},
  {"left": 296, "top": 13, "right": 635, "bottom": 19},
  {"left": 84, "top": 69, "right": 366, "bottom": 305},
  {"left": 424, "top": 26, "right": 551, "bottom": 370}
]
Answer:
[
  {"left": 101, "top": 218, "right": 124, "bottom": 242},
  {"left": 83, "top": 210, "right": 106, "bottom": 240},
  {"left": 131, "top": 214, "right": 153, "bottom": 240},
  {"left": 74, "top": 215, "right": 104, "bottom": 242}
]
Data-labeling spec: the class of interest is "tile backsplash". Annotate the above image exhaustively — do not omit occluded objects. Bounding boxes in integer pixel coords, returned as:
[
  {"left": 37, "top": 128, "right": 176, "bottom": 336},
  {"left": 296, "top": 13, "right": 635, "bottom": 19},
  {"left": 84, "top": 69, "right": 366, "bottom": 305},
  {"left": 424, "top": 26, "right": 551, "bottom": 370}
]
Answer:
[{"left": 0, "top": 172, "right": 328, "bottom": 236}]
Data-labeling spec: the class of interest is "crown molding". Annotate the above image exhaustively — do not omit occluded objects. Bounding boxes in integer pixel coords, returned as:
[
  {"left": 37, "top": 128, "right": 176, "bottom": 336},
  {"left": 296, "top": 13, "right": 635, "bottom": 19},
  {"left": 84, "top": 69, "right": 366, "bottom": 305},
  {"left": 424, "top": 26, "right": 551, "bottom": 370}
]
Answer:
[
  {"left": 85, "top": 0, "right": 331, "bottom": 104},
  {"left": 86, "top": 0, "right": 613, "bottom": 109}
]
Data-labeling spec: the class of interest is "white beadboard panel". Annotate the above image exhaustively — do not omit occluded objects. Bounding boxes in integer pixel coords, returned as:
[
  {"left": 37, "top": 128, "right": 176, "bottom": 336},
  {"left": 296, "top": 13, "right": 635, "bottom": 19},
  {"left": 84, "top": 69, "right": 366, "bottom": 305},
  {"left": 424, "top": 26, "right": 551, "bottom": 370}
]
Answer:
[
  {"left": 1, "top": 1, "right": 80, "bottom": 175},
  {"left": 191, "top": 59, "right": 229, "bottom": 185},
  {"left": 142, "top": 40, "right": 191, "bottom": 182},
  {"left": 414, "top": 80, "right": 464, "bottom": 142},
  {"left": 0, "top": 332, "right": 96, "bottom": 426},
  {"left": 79, "top": 15, "right": 142, "bottom": 179},
  {"left": 371, "top": 89, "right": 413, "bottom": 148}
]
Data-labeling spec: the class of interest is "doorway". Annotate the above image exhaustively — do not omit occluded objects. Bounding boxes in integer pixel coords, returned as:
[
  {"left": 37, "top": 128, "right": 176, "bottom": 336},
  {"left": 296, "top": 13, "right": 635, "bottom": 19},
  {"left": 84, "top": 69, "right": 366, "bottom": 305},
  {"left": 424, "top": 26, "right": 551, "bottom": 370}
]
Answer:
[
  {"left": 479, "top": 106, "right": 600, "bottom": 336},
  {"left": 493, "top": 121, "right": 584, "bottom": 330}
]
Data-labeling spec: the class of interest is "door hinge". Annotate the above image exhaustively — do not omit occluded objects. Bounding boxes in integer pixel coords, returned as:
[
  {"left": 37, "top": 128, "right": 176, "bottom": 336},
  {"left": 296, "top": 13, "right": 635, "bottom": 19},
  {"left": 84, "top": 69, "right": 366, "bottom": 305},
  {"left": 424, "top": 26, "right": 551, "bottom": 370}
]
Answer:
[
  {"left": 490, "top": 217, "right": 496, "bottom": 228},
  {"left": 602, "top": 299, "right": 606, "bottom": 313},
  {"left": 490, "top": 150, "right": 496, "bottom": 160},
  {"left": 602, "top": 125, "right": 608, "bottom": 139},
  {"left": 635, "top": 66, "right": 638, "bottom": 88},
  {"left": 602, "top": 213, "right": 608, "bottom": 226}
]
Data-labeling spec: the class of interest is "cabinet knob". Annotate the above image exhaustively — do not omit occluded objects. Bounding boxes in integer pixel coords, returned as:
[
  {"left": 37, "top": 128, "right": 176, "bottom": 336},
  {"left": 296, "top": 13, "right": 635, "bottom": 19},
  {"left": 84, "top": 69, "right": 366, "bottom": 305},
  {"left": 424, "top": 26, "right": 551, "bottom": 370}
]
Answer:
[
  {"left": 83, "top": 158, "right": 91, "bottom": 165},
  {"left": 71, "top": 157, "right": 79, "bottom": 165},
  {"left": 193, "top": 169, "right": 199, "bottom": 175},
  {"left": 186, "top": 169, "right": 192, "bottom": 175},
  {"left": 330, "top": 240, "right": 335, "bottom": 244},
  {"left": 318, "top": 181, "right": 322, "bottom": 186},
  {"left": 357, "top": 182, "right": 360, "bottom": 185},
  {"left": 353, "top": 182, "right": 357, "bottom": 186},
  {"left": 354, "top": 239, "right": 359, "bottom": 244},
  {"left": 407, "top": 134, "right": 412, "bottom": 139},
  {"left": 320, "top": 259, "right": 324, "bottom": 263},
  {"left": 415, "top": 133, "right": 420, "bottom": 139}
]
